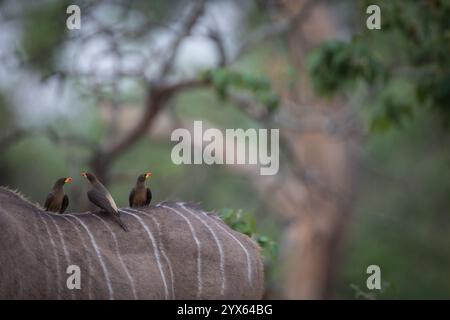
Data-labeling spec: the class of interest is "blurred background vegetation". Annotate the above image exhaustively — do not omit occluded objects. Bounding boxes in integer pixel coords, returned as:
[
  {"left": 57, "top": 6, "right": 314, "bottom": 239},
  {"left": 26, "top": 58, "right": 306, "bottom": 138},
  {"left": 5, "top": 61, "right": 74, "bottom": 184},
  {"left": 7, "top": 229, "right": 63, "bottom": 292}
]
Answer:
[{"left": 0, "top": 0, "right": 449, "bottom": 299}]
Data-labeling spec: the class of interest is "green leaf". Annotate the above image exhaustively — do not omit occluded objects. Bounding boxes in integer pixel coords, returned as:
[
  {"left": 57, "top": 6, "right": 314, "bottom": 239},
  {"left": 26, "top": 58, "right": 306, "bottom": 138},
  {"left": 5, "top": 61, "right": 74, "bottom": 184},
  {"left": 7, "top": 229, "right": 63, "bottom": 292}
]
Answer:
[
  {"left": 204, "top": 68, "right": 280, "bottom": 113},
  {"left": 218, "top": 208, "right": 278, "bottom": 263}
]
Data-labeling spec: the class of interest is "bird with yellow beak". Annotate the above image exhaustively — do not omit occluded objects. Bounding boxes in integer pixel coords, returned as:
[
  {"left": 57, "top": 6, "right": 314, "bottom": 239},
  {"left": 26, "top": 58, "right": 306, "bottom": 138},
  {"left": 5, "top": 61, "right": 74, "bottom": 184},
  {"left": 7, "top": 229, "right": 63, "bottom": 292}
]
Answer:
[
  {"left": 129, "top": 172, "right": 152, "bottom": 208},
  {"left": 44, "top": 177, "right": 72, "bottom": 213}
]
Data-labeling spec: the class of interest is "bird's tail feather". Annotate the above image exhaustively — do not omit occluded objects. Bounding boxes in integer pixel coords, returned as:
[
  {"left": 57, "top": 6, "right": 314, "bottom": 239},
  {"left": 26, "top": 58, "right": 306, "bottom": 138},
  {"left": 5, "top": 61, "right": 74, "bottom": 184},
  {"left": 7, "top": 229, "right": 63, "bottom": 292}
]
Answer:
[{"left": 115, "top": 212, "right": 129, "bottom": 232}]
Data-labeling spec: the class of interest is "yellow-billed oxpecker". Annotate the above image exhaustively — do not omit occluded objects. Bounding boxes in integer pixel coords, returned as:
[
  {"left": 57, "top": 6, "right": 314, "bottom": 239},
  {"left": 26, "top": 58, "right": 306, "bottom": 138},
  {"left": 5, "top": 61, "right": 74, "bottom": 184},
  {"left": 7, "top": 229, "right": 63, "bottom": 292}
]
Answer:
[
  {"left": 81, "top": 172, "right": 129, "bottom": 232},
  {"left": 129, "top": 172, "right": 152, "bottom": 208},
  {"left": 44, "top": 177, "right": 72, "bottom": 213}
]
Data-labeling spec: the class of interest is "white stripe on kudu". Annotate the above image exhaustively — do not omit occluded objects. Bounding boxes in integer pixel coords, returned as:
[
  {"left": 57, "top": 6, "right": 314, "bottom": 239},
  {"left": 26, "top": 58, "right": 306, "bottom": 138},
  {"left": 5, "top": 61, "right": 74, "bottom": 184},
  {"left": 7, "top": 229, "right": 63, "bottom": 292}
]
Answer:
[
  {"left": 36, "top": 213, "right": 62, "bottom": 299},
  {"left": 178, "top": 203, "right": 226, "bottom": 296},
  {"left": 160, "top": 204, "right": 203, "bottom": 298},
  {"left": 32, "top": 217, "right": 51, "bottom": 298},
  {"left": 127, "top": 208, "right": 176, "bottom": 299},
  {"left": 44, "top": 213, "right": 76, "bottom": 300},
  {"left": 66, "top": 214, "right": 114, "bottom": 300},
  {"left": 121, "top": 209, "right": 170, "bottom": 300},
  {"left": 60, "top": 215, "right": 94, "bottom": 300},
  {"left": 91, "top": 214, "right": 138, "bottom": 300},
  {"left": 205, "top": 212, "right": 253, "bottom": 284}
]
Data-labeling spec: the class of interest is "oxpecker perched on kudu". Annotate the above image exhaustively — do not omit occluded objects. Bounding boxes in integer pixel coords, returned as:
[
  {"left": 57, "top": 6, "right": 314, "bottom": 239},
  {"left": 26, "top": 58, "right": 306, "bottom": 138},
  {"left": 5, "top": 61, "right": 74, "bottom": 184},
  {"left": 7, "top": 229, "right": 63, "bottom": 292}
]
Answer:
[
  {"left": 129, "top": 172, "right": 152, "bottom": 208},
  {"left": 44, "top": 177, "right": 72, "bottom": 214},
  {"left": 81, "top": 172, "right": 129, "bottom": 231}
]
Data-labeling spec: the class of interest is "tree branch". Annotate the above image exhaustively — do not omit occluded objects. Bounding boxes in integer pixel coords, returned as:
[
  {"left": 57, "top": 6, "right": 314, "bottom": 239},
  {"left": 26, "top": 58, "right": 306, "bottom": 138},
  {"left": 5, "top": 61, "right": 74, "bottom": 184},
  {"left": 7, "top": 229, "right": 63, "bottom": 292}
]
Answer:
[
  {"left": 97, "top": 76, "right": 210, "bottom": 167},
  {"left": 207, "top": 28, "right": 227, "bottom": 67},
  {"left": 157, "top": 0, "right": 207, "bottom": 79}
]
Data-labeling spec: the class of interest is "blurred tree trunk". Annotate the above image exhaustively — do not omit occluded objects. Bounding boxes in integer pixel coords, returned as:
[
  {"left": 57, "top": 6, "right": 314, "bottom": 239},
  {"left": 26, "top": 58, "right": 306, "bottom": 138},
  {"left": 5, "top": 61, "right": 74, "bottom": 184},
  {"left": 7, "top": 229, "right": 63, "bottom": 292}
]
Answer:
[{"left": 273, "top": 0, "right": 358, "bottom": 299}]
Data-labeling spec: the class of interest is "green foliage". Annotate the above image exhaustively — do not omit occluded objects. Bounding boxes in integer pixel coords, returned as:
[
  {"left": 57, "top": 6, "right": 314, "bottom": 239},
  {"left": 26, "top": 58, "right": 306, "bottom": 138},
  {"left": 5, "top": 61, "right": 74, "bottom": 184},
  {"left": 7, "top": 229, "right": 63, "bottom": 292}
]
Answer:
[
  {"left": 21, "top": 1, "right": 70, "bottom": 74},
  {"left": 306, "top": 0, "right": 450, "bottom": 131},
  {"left": 219, "top": 208, "right": 278, "bottom": 263},
  {"left": 369, "top": 79, "right": 416, "bottom": 132},
  {"left": 340, "top": 110, "right": 450, "bottom": 299},
  {"left": 307, "top": 40, "right": 382, "bottom": 96},
  {"left": 203, "top": 68, "right": 280, "bottom": 113}
]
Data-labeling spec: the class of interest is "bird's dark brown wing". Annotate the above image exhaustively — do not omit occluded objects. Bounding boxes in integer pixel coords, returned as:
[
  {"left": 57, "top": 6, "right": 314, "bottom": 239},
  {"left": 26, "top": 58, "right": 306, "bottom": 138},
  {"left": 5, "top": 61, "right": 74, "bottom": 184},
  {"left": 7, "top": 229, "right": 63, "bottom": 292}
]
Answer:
[
  {"left": 88, "top": 188, "right": 117, "bottom": 214},
  {"left": 60, "top": 195, "right": 69, "bottom": 214},
  {"left": 129, "top": 188, "right": 135, "bottom": 207},
  {"left": 88, "top": 188, "right": 128, "bottom": 231},
  {"left": 145, "top": 188, "right": 152, "bottom": 206},
  {"left": 44, "top": 193, "right": 54, "bottom": 211}
]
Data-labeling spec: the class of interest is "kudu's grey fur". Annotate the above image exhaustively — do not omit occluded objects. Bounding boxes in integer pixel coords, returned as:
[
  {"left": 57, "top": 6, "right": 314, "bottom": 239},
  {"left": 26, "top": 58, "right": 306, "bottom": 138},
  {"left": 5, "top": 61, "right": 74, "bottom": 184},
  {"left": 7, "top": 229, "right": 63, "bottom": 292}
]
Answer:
[{"left": 0, "top": 187, "right": 263, "bottom": 299}]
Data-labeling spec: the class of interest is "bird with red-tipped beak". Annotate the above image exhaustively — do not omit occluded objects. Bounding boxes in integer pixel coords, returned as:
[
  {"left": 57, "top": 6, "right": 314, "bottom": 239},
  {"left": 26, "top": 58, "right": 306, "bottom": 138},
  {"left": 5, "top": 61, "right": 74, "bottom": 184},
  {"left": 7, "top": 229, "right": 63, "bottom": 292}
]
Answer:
[
  {"left": 44, "top": 177, "right": 72, "bottom": 213},
  {"left": 129, "top": 172, "right": 152, "bottom": 208},
  {"left": 81, "top": 172, "right": 128, "bottom": 232}
]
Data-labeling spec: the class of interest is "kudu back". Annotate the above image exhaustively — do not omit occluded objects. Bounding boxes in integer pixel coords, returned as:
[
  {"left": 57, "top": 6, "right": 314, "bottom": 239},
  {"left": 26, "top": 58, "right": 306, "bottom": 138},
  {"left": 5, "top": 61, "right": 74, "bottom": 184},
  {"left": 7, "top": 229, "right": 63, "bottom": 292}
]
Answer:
[{"left": 0, "top": 188, "right": 263, "bottom": 299}]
